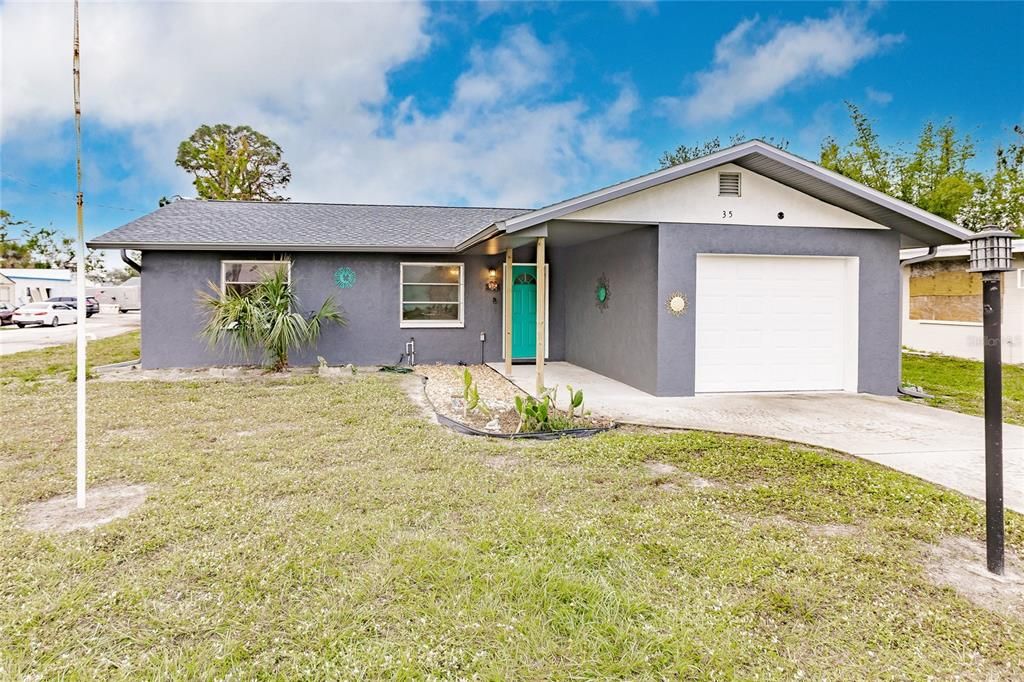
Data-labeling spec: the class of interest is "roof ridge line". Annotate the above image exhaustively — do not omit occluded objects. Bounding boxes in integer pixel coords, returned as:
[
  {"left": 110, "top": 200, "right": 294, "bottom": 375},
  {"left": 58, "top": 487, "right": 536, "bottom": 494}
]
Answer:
[{"left": 189, "top": 199, "right": 534, "bottom": 211}]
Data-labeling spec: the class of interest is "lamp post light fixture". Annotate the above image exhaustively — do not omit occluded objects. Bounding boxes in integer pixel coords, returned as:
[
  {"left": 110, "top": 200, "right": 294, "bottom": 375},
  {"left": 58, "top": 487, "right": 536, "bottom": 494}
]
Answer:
[{"left": 965, "top": 225, "right": 1016, "bottom": 575}]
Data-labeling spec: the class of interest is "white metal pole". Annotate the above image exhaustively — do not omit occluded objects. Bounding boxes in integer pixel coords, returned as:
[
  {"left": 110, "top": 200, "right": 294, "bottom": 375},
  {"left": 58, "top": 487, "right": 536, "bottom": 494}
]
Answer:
[{"left": 73, "top": 0, "right": 87, "bottom": 509}]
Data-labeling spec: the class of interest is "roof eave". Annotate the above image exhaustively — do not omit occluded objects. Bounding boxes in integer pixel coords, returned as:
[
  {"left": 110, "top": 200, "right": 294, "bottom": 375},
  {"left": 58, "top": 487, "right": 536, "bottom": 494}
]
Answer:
[
  {"left": 85, "top": 240, "right": 462, "bottom": 254},
  {"left": 746, "top": 144, "right": 970, "bottom": 243},
  {"left": 453, "top": 222, "right": 504, "bottom": 253}
]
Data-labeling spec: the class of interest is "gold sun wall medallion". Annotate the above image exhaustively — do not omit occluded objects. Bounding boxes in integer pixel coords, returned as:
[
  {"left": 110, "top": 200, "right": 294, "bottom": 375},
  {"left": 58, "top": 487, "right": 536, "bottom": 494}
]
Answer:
[{"left": 666, "top": 292, "right": 688, "bottom": 316}]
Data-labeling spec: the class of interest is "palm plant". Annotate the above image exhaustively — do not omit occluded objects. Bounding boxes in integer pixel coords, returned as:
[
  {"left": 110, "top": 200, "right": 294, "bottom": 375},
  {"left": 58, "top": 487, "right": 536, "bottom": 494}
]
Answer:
[{"left": 199, "top": 267, "right": 346, "bottom": 371}]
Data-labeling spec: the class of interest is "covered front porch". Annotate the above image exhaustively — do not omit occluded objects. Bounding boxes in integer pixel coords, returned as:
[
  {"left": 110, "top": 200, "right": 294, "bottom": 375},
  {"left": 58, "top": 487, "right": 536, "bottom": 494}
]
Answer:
[
  {"left": 487, "top": 360, "right": 653, "bottom": 403},
  {"left": 471, "top": 219, "right": 659, "bottom": 396}
]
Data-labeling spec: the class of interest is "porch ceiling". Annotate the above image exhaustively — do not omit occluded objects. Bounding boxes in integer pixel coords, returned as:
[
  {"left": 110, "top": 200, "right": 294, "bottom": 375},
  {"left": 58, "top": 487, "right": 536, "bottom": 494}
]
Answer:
[{"left": 466, "top": 220, "right": 654, "bottom": 255}]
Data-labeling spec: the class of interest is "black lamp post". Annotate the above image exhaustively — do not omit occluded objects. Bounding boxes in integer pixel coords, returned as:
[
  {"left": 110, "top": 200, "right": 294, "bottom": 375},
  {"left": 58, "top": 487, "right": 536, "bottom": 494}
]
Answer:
[{"left": 965, "top": 225, "right": 1016, "bottom": 575}]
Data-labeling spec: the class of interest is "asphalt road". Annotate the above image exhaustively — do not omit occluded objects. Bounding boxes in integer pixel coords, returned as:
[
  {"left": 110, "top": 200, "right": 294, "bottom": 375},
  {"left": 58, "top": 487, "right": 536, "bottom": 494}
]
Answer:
[{"left": 0, "top": 311, "right": 141, "bottom": 356}]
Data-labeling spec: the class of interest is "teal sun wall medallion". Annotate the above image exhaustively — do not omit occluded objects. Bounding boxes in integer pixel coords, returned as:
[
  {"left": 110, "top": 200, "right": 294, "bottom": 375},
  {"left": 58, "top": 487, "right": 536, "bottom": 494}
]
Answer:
[
  {"left": 334, "top": 267, "right": 356, "bottom": 289},
  {"left": 595, "top": 274, "right": 610, "bottom": 311}
]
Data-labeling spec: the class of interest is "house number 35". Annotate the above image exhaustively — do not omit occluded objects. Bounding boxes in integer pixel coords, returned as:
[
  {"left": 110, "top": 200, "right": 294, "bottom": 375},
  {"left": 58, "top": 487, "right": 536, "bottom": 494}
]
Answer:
[{"left": 722, "top": 210, "right": 733, "bottom": 219}]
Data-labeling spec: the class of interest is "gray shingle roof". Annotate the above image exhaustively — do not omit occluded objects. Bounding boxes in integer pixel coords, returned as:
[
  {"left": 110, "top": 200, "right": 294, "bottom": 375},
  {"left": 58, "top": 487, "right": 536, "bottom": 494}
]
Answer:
[{"left": 88, "top": 200, "right": 531, "bottom": 251}]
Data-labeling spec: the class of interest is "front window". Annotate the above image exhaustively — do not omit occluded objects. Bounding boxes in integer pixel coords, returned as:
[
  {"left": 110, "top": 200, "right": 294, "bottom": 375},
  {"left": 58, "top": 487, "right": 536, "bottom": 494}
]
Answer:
[
  {"left": 221, "top": 260, "right": 291, "bottom": 296},
  {"left": 400, "top": 263, "right": 464, "bottom": 328}
]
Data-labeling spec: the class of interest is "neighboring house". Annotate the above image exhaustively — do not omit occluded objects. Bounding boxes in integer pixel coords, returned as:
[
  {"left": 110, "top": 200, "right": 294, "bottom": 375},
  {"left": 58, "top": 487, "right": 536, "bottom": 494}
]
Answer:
[
  {"left": 88, "top": 141, "right": 970, "bottom": 397},
  {"left": 0, "top": 268, "right": 77, "bottom": 305},
  {"left": 902, "top": 240, "right": 1024, "bottom": 364},
  {"left": 0, "top": 272, "right": 15, "bottom": 305}
]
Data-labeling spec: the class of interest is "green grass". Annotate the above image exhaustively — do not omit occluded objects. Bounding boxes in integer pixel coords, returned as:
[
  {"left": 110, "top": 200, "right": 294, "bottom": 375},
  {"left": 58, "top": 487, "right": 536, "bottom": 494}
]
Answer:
[
  {"left": 1, "top": 361, "right": 1022, "bottom": 678},
  {"left": 0, "top": 330, "right": 139, "bottom": 383},
  {"left": 903, "top": 351, "right": 1024, "bottom": 425}
]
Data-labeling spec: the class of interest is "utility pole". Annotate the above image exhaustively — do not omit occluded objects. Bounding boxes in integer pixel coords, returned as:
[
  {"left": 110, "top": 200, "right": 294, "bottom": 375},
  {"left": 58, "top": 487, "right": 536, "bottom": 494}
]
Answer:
[{"left": 73, "top": 0, "right": 87, "bottom": 509}]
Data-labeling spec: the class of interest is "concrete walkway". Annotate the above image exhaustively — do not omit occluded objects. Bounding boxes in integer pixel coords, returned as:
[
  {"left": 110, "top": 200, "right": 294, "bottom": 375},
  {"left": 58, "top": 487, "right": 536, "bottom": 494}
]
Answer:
[{"left": 492, "top": 361, "right": 1024, "bottom": 513}]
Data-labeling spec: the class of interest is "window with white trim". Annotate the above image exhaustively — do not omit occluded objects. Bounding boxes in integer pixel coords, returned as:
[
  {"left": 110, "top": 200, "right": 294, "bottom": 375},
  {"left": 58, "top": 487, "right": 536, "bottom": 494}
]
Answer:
[
  {"left": 400, "top": 263, "right": 464, "bottom": 327},
  {"left": 221, "top": 260, "right": 291, "bottom": 296}
]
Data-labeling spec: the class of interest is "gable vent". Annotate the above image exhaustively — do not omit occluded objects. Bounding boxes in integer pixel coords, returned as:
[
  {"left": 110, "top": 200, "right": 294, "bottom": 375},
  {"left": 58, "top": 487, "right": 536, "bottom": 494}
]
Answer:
[{"left": 718, "top": 172, "right": 741, "bottom": 197}]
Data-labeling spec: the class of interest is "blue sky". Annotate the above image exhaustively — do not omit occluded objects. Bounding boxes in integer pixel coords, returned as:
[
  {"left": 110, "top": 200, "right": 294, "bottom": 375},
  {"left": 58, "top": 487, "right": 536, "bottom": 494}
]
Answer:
[{"left": 1, "top": 1, "right": 1021, "bottom": 254}]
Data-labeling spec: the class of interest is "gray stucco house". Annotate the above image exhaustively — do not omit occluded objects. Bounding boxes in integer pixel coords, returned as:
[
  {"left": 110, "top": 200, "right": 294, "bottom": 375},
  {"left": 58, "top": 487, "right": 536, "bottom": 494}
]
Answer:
[{"left": 89, "top": 141, "right": 970, "bottom": 397}]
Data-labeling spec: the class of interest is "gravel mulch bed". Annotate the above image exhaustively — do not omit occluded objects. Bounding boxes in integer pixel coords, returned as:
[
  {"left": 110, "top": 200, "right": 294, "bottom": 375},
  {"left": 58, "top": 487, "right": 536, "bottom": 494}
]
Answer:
[
  {"left": 416, "top": 363, "right": 611, "bottom": 435},
  {"left": 417, "top": 364, "right": 524, "bottom": 433}
]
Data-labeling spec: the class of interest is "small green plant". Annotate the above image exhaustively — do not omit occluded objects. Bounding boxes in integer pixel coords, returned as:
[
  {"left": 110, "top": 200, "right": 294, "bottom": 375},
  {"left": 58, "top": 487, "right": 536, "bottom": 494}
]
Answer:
[
  {"left": 460, "top": 368, "right": 491, "bottom": 419},
  {"left": 515, "top": 385, "right": 588, "bottom": 433},
  {"left": 565, "top": 384, "right": 584, "bottom": 418},
  {"left": 514, "top": 394, "right": 552, "bottom": 433}
]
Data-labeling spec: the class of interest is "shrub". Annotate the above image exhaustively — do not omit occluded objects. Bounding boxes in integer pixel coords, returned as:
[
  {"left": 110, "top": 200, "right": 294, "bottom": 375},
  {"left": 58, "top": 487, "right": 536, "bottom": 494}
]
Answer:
[{"left": 200, "top": 267, "right": 346, "bottom": 371}]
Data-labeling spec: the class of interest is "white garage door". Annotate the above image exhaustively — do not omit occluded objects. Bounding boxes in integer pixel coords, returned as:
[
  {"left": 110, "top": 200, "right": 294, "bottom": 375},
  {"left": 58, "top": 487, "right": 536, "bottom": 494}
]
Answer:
[{"left": 695, "top": 255, "right": 858, "bottom": 393}]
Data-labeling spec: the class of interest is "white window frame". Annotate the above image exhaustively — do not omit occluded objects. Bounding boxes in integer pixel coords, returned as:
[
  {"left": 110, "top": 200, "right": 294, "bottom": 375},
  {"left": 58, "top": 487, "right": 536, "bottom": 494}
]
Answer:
[
  {"left": 220, "top": 259, "right": 291, "bottom": 296},
  {"left": 400, "top": 262, "right": 465, "bottom": 329}
]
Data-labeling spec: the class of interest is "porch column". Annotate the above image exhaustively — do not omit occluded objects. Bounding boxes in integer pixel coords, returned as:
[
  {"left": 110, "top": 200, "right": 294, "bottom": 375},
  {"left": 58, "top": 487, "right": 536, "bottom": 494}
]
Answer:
[
  {"left": 535, "top": 237, "right": 546, "bottom": 395},
  {"left": 503, "top": 247, "right": 513, "bottom": 376}
]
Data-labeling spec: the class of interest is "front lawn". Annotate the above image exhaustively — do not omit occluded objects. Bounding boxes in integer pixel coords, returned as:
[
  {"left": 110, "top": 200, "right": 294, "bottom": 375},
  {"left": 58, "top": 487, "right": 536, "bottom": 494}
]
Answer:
[
  {"left": 2, "top": 352, "right": 1022, "bottom": 678},
  {"left": 903, "top": 351, "right": 1024, "bottom": 425},
  {"left": 0, "top": 330, "right": 140, "bottom": 383}
]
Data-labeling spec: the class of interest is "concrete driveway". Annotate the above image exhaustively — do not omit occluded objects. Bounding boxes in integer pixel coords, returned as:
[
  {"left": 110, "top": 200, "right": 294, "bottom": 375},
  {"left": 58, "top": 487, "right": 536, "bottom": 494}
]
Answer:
[
  {"left": 495, "top": 362, "right": 1024, "bottom": 513},
  {"left": 0, "top": 312, "right": 140, "bottom": 356}
]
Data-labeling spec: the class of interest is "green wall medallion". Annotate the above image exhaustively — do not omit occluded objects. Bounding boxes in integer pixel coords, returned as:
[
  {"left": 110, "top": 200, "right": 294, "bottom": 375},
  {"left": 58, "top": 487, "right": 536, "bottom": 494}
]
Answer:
[
  {"left": 334, "top": 267, "right": 356, "bottom": 289},
  {"left": 595, "top": 274, "right": 610, "bottom": 311}
]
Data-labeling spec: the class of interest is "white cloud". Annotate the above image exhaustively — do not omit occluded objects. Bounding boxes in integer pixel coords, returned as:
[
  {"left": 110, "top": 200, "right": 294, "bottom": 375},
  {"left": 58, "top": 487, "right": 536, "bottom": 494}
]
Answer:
[
  {"left": 1, "top": 1, "right": 429, "bottom": 133},
  {"left": 454, "top": 25, "right": 558, "bottom": 106},
  {"left": 1, "top": 2, "right": 639, "bottom": 209},
  {"left": 292, "top": 27, "right": 639, "bottom": 207},
  {"left": 662, "top": 10, "right": 902, "bottom": 124},
  {"left": 865, "top": 86, "right": 893, "bottom": 105},
  {"left": 616, "top": 1, "right": 658, "bottom": 22}
]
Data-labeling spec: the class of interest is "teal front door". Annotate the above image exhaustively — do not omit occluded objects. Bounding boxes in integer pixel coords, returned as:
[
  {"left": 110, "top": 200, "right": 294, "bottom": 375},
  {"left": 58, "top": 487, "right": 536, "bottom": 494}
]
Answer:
[{"left": 511, "top": 265, "right": 537, "bottom": 359}]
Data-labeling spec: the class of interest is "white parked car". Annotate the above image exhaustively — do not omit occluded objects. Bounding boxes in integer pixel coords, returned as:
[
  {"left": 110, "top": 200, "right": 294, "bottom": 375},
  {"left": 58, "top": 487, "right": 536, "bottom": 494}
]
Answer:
[{"left": 12, "top": 302, "right": 77, "bottom": 328}]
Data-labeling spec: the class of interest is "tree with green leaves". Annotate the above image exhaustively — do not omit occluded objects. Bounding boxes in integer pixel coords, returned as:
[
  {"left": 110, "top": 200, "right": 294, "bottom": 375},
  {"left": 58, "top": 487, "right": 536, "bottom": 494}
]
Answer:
[
  {"left": 176, "top": 124, "right": 291, "bottom": 201},
  {"left": 0, "top": 210, "right": 34, "bottom": 267},
  {"left": 0, "top": 211, "right": 107, "bottom": 275},
  {"left": 819, "top": 103, "right": 983, "bottom": 223},
  {"left": 25, "top": 225, "right": 76, "bottom": 269},
  {"left": 659, "top": 133, "right": 789, "bottom": 168},
  {"left": 958, "top": 125, "right": 1024, "bottom": 235},
  {"left": 199, "top": 267, "right": 345, "bottom": 371},
  {"left": 103, "top": 267, "right": 135, "bottom": 285},
  {"left": 23, "top": 225, "right": 107, "bottom": 277},
  {"left": 96, "top": 250, "right": 140, "bottom": 285}
]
